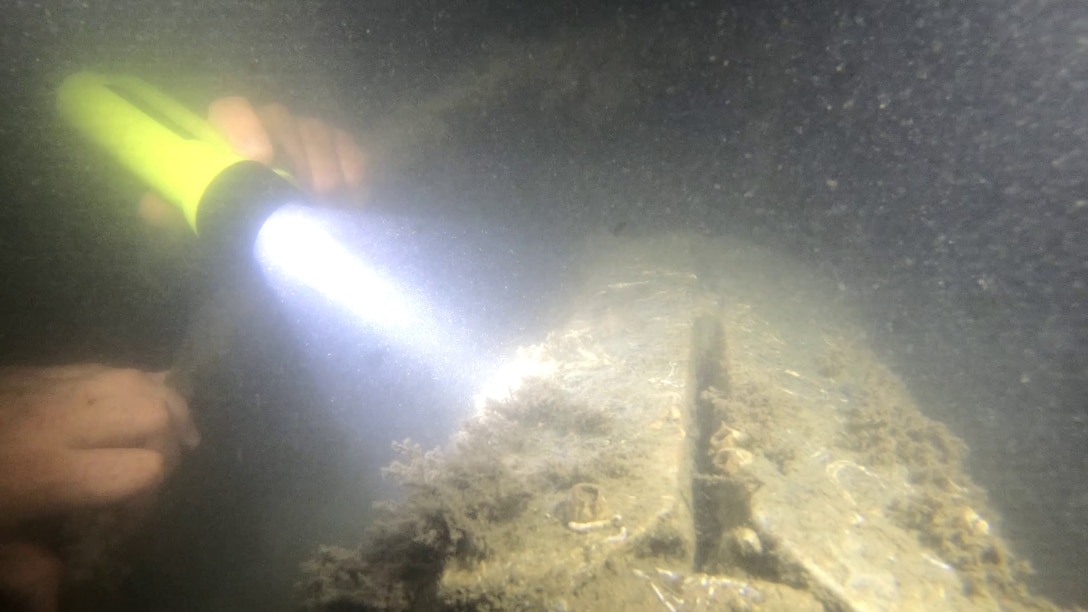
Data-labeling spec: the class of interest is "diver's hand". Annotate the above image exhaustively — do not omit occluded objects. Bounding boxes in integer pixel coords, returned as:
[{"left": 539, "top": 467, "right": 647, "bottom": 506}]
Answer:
[
  {"left": 0, "top": 365, "right": 198, "bottom": 611},
  {"left": 139, "top": 96, "right": 368, "bottom": 229},
  {"left": 0, "top": 365, "right": 199, "bottom": 525},
  {"left": 210, "top": 97, "right": 367, "bottom": 195}
]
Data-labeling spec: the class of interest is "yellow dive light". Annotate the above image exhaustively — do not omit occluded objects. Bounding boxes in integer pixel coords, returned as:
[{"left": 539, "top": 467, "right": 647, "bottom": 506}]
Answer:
[
  {"left": 57, "top": 72, "right": 475, "bottom": 393},
  {"left": 56, "top": 72, "right": 301, "bottom": 262}
]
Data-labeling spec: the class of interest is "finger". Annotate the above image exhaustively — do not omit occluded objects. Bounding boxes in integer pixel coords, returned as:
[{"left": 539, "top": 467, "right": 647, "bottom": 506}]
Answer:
[
  {"left": 0, "top": 541, "right": 61, "bottom": 612},
  {"left": 65, "top": 449, "right": 168, "bottom": 509},
  {"left": 140, "top": 372, "right": 199, "bottom": 449},
  {"left": 156, "top": 380, "right": 200, "bottom": 450},
  {"left": 81, "top": 369, "right": 200, "bottom": 450},
  {"left": 80, "top": 368, "right": 160, "bottom": 406},
  {"left": 135, "top": 425, "right": 182, "bottom": 480},
  {"left": 61, "top": 394, "right": 173, "bottom": 450},
  {"left": 0, "top": 448, "right": 165, "bottom": 522},
  {"left": 256, "top": 103, "right": 312, "bottom": 188},
  {"left": 61, "top": 397, "right": 168, "bottom": 450},
  {"left": 208, "top": 97, "right": 275, "bottom": 164},
  {"left": 138, "top": 193, "right": 189, "bottom": 230},
  {"left": 334, "top": 128, "right": 367, "bottom": 192},
  {"left": 298, "top": 117, "right": 340, "bottom": 195}
]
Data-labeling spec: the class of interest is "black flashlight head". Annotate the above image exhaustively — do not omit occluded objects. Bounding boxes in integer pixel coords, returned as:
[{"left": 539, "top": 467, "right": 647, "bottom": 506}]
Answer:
[{"left": 195, "top": 161, "right": 304, "bottom": 270}]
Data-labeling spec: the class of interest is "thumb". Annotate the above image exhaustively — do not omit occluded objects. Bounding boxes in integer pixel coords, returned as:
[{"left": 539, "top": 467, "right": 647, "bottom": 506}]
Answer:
[{"left": 0, "top": 541, "right": 61, "bottom": 612}]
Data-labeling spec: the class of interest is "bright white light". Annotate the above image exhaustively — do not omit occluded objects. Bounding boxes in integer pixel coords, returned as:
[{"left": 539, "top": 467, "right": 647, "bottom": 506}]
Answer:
[
  {"left": 250, "top": 203, "right": 564, "bottom": 446},
  {"left": 255, "top": 204, "right": 417, "bottom": 331},
  {"left": 253, "top": 203, "right": 482, "bottom": 397},
  {"left": 472, "top": 344, "right": 556, "bottom": 411}
]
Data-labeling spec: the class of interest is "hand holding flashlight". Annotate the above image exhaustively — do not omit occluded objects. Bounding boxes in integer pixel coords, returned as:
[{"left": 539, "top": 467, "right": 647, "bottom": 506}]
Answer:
[
  {"left": 139, "top": 97, "right": 368, "bottom": 230},
  {"left": 0, "top": 365, "right": 198, "bottom": 611},
  {"left": 47, "top": 73, "right": 379, "bottom": 611}
]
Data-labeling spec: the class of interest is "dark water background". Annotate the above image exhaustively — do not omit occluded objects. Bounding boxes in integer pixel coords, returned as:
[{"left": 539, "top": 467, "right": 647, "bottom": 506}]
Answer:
[{"left": 0, "top": 0, "right": 1085, "bottom": 608}]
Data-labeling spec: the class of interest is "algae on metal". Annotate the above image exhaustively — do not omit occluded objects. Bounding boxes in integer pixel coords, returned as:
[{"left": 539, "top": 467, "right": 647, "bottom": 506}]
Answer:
[{"left": 298, "top": 233, "right": 1065, "bottom": 612}]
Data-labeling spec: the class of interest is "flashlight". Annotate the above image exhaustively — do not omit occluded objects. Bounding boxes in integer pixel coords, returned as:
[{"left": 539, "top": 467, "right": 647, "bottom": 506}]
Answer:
[
  {"left": 55, "top": 73, "right": 479, "bottom": 398},
  {"left": 56, "top": 72, "right": 301, "bottom": 265}
]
